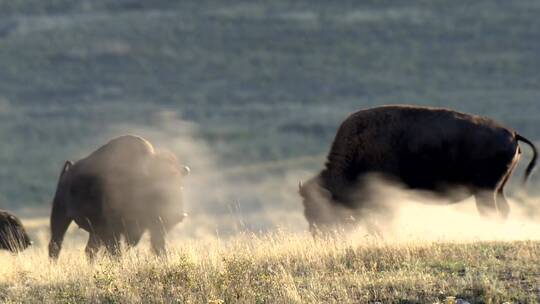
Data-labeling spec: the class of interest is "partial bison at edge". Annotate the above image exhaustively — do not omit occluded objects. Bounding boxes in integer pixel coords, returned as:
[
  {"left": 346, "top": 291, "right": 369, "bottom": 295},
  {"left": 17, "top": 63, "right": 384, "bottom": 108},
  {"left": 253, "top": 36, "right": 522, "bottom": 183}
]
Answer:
[
  {"left": 0, "top": 209, "right": 32, "bottom": 252},
  {"left": 299, "top": 105, "right": 537, "bottom": 235},
  {"left": 48, "top": 135, "right": 190, "bottom": 260}
]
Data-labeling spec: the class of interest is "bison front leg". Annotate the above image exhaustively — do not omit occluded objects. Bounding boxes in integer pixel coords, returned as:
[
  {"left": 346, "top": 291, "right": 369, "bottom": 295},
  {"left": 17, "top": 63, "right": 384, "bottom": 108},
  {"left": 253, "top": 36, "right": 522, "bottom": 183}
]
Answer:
[
  {"left": 48, "top": 202, "right": 72, "bottom": 260},
  {"left": 101, "top": 229, "right": 122, "bottom": 257},
  {"left": 474, "top": 190, "right": 498, "bottom": 219},
  {"left": 150, "top": 219, "right": 168, "bottom": 256},
  {"left": 309, "top": 222, "right": 334, "bottom": 238},
  {"left": 364, "top": 220, "right": 383, "bottom": 238},
  {"left": 124, "top": 223, "right": 144, "bottom": 248},
  {"left": 85, "top": 232, "right": 102, "bottom": 261}
]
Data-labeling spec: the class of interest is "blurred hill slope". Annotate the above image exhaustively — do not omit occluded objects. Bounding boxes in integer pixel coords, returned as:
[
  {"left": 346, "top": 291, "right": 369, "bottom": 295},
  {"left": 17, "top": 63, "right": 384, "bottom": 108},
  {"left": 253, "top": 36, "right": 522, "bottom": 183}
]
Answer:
[{"left": 0, "top": 0, "right": 538, "bottom": 207}]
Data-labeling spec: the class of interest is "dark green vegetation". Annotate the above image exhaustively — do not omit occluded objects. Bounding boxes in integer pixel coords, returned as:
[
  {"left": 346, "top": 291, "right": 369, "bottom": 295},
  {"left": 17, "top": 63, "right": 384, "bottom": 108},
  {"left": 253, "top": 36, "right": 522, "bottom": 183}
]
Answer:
[{"left": 0, "top": 0, "right": 538, "bottom": 207}]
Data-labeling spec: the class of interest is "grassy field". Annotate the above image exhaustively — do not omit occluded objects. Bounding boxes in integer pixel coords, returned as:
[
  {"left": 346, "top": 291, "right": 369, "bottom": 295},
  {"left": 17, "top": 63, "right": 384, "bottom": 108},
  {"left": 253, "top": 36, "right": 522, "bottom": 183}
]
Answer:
[
  {"left": 1, "top": 231, "right": 539, "bottom": 303},
  {"left": 3, "top": 206, "right": 540, "bottom": 303}
]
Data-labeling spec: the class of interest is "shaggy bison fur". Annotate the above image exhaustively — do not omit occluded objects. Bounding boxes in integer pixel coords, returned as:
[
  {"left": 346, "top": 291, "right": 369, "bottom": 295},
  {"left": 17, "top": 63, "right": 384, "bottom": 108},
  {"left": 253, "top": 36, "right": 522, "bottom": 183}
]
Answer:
[
  {"left": 299, "top": 105, "right": 537, "bottom": 234},
  {"left": 48, "top": 135, "right": 190, "bottom": 260},
  {"left": 0, "top": 209, "right": 31, "bottom": 252}
]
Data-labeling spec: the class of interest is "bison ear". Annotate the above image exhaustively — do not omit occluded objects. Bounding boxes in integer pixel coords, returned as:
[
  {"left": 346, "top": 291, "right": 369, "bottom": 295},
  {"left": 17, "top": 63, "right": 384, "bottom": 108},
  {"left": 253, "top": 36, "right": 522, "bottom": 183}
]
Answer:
[{"left": 182, "top": 165, "right": 191, "bottom": 177}]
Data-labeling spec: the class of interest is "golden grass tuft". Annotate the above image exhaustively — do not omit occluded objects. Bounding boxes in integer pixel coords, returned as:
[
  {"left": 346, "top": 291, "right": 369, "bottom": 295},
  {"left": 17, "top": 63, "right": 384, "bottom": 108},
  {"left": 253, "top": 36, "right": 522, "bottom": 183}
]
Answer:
[{"left": 1, "top": 227, "right": 540, "bottom": 303}]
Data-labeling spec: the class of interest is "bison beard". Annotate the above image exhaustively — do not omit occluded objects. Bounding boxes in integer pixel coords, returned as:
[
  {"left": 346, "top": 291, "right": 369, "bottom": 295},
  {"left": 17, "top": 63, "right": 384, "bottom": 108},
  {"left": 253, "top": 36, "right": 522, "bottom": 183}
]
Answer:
[
  {"left": 0, "top": 209, "right": 32, "bottom": 252},
  {"left": 48, "top": 135, "right": 189, "bottom": 260},
  {"left": 299, "top": 105, "right": 538, "bottom": 235}
]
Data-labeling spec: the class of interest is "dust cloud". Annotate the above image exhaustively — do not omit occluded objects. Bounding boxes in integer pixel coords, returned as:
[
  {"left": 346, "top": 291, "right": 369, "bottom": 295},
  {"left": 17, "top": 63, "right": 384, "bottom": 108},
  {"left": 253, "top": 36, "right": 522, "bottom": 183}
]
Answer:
[
  {"left": 303, "top": 174, "right": 540, "bottom": 243},
  {"left": 390, "top": 198, "right": 540, "bottom": 242},
  {"left": 101, "top": 111, "right": 539, "bottom": 244},
  {"left": 109, "top": 111, "right": 311, "bottom": 241}
]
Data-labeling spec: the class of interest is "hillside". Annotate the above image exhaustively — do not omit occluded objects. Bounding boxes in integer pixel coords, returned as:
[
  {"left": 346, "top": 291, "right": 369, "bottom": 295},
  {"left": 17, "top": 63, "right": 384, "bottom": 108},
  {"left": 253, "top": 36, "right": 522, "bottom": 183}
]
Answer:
[{"left": 1, "top": 0, "right": 539, "bottom": 209}]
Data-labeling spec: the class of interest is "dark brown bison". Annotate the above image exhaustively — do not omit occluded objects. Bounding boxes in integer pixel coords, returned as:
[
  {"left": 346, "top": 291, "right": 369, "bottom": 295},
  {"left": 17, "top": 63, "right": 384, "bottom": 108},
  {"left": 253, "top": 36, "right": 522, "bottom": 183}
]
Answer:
[
  {"left": 48, "top": 135, "right": 190, "bottom": 260},
  {"left": 0, "top": 209, "right": 32, "bottom": 252},
  {"left": 299, "top": 105, "right": 537, "bottom": 234}
]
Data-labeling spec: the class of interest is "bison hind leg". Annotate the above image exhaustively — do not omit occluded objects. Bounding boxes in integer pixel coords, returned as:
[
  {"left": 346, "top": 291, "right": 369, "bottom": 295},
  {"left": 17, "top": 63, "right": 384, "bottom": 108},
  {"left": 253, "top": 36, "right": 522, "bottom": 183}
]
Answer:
[
  {"left": 474, "top": 173, "right": 513, "bottom": 221},
  {"left": 494, "top": 162, "right": 516, "bottom": 221},
  {"left": 474, "top": 190, "right": 498, "bottom": 219},
  {"left": 496, "top": 188, "right": 510, "bottom": 220}
]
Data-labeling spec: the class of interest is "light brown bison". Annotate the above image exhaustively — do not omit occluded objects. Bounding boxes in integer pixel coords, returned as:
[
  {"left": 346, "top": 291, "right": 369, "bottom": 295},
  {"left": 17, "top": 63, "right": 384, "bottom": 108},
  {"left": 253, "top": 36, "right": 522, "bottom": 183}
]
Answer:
[
  {"left": 299, "top": 105, "right": 537, "bottom": 234},
  {"left": 48, "top": 135, "right": 190, "bottom": 260},
  {"left": 0, "top": 209, "right": 32, "bottom": 252}
]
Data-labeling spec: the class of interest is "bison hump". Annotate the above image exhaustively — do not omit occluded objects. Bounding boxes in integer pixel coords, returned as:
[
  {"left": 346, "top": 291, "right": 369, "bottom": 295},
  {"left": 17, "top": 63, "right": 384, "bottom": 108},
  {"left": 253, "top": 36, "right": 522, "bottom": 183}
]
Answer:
[{"left": 78, "top": 135, "right": 155, "bottom": 174}]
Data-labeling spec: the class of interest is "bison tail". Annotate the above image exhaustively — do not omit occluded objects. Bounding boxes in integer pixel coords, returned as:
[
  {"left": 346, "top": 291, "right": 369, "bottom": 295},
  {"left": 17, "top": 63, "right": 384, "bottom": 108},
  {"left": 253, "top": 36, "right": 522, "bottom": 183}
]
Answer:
[{"left": 516, "top": 134, "right": 538, "bottom": 186}]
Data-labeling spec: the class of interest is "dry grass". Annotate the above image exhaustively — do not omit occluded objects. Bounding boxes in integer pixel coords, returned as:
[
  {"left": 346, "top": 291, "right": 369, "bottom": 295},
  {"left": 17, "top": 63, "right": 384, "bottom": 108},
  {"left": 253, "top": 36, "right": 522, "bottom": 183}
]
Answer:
[{"left": 1, "top": 225, "right": 539, "bottom": 304}]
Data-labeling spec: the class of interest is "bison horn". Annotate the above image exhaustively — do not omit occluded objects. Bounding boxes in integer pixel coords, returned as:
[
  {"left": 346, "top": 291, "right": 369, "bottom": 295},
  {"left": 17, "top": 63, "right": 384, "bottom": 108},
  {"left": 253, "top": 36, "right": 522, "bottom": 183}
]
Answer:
[
  {"left": 182, "top": 165, "right": 191, "bottom": 176},
  {"left": 298, "top": 181, "right": 303, "bottom": 192}
]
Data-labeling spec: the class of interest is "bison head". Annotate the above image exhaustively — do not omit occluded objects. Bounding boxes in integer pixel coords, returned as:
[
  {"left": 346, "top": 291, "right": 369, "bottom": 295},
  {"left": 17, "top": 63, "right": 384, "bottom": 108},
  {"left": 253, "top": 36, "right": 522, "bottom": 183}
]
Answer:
[
  {"left": 298, "top": 177, "right": 338, "bottom": 235},
  {"left": 298, "top": 176, "right": 363, "bottom": 236},
  {"left": 144, "top": 151, "right": 190, "bottom": 227},
  {"left": 0, "top": 211, "right": 32, "bottom": 252}
]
